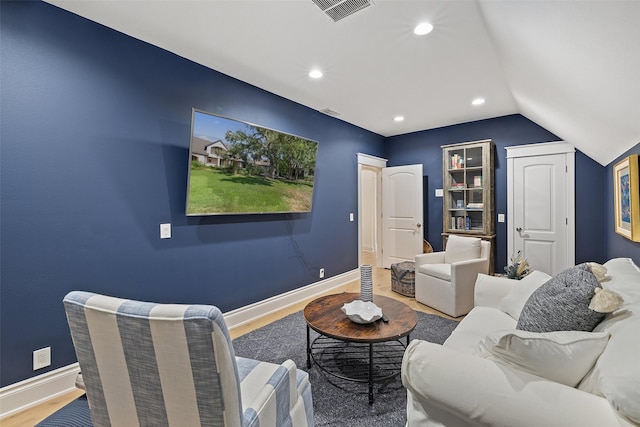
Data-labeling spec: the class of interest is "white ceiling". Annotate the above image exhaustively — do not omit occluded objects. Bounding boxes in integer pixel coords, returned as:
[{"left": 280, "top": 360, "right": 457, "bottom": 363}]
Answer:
[{"left": 44, "top": 0, "right": 640, "bottom": 166}]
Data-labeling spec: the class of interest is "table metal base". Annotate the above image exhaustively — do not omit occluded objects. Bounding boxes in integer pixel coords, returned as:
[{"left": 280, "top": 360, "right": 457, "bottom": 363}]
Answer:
[{"left": 306, "top": 326, "right": 409, "bottom": 404}]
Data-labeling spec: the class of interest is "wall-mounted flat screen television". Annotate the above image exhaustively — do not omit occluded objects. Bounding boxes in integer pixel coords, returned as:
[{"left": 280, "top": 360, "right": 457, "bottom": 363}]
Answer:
[{"left": 186, "top": 109, "right": 318, "bottom": 216}]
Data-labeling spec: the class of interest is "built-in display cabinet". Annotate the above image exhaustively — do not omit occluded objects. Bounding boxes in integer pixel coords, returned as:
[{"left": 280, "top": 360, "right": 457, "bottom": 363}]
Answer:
[{"left": 442, "top": 139, "right": 495, "bottom": 272}]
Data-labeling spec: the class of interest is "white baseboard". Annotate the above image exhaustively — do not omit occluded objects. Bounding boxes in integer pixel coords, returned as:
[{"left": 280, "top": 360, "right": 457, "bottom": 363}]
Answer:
[
  {"left": 0, "top": 363, "right": 80, "bottom": 419},
  {"left": 0, "top": 269, "right": 358, "bottom": 418},
  {"left": 224, "top": 268, "right": 359, "bottom": 329}
]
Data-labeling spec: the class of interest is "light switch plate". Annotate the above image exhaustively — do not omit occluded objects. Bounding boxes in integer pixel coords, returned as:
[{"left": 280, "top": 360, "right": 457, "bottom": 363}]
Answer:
[
  {"left": 498, "top": 214, "right": 505, "bottom": 223},
  {"left": 435, "top": 189, "right": 443, "bottom": 197},
  {"left": 160, "top": 223, "right": 171, "bottom": 239},
  {"left": 349, "top": 213, "right": 354, "bottom": 222}
]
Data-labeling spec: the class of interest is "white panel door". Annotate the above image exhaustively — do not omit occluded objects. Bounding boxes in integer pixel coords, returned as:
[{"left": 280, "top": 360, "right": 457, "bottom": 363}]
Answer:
[
  {"left": 381, "top": 164, "right": 423, "bottom": 268},
  {"left": 513, "top": 154, "right": 568, "bottom": 275}
]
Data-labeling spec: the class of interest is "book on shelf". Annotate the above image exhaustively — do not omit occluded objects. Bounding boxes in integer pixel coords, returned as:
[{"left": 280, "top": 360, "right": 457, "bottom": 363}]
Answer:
[
  {"left": 451, "top": 216, "right": 476, "bottom": 231},
  {"left": 451, "top": 216, "right": 470, "bottom": 230},
  {"left": 451, "top": 216, "right": 464, "bottom": 230},
  {"left": 473, "top": 175, "right": 482, "bottom": 187},
  {"left": 450, "top": 154, "right": 464, "bottom": 169}
]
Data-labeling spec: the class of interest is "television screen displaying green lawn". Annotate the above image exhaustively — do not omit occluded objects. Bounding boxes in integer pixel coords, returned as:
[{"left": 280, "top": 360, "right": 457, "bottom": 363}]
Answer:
[{"left": 186, "top": 109, "right": 318, "bottom": 215}]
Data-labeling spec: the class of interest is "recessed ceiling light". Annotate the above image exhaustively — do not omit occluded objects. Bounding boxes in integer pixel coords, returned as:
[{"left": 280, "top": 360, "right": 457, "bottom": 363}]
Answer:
[
  {"left": 472, "top": 97, "right": 486, "bottom": 106},
  {"left": 414, "top": 22, "right": 434, "bottom": 36},
  {"left": 394, "top": 115, "right": 405, "bottom": 122},
  {"left": 309, "top": 69, "right": 323, "bottom": 79}
]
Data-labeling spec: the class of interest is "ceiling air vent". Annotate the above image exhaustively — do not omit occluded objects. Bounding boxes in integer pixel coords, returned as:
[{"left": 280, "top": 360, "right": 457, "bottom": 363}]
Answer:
[
  {"left": 311, "top": 0, "right": 374, "bottom": 22},
  {"left": 320, "top": 108, "right": 341, "bottom": 116}
]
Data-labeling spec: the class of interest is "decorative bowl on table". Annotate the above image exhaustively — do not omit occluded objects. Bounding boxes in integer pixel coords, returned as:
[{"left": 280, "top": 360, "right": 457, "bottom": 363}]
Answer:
[{"left": 341, "top": 300, "right": 383, "bottom": 324}]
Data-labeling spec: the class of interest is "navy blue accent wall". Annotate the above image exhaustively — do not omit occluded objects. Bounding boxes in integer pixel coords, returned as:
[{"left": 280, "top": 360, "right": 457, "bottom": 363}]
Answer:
[
  {"left": 576, "top": 151, "right": 607, "bottom": 264},
  {"left": 385, "top": 115, "right": 607, "bottom": 271},
  {"left": 0, "top": 2, "right": 384, "bottom": 387},
  {"left": 606, "top": 143, "right": 640, "bottom": 264}
]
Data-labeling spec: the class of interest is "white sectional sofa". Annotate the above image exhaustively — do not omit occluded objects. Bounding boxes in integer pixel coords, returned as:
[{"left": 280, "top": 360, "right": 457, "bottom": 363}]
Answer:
[{"left": 401, "top": 258, "right": 640, "bottom": 427}]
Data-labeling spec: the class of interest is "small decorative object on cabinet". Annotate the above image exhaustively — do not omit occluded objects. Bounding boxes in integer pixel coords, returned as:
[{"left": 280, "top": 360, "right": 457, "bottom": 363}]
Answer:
[{"left": 442, "top": 139, "right": 495, "bottom": 272}]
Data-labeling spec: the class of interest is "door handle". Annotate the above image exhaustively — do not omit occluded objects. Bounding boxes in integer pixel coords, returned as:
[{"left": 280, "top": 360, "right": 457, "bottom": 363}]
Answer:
[
  {"left": 516, "top": 227, "right": 523, "bottom": 232},
  {"left": 416, "top": 223, "right": 422, "bottom": 228}
]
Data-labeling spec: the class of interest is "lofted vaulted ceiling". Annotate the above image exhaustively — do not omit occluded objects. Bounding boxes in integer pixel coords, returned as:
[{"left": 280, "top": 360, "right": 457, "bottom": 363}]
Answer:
[{"left": 44, "top": 0, "right": 640, "bottom": 166}]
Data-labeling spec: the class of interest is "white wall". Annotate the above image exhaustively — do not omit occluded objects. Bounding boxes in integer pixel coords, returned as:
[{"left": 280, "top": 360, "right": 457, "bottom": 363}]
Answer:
[{"left": 361, "top": 166, "right": 378, "bottom": 252}]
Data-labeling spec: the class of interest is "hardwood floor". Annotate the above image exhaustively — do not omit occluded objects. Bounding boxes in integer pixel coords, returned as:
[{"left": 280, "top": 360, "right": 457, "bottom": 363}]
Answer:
[
  {"left": 1, "top": 389, "right": 86, "bottom": 427},
  {"left": 1, "top": 254, "right": 455, "bottom": 426}
]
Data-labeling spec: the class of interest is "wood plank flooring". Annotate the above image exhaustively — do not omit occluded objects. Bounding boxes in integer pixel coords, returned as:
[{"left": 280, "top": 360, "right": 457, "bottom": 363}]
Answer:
[{"left": 1, "top": 254, "right": 455, "bottom": 426}]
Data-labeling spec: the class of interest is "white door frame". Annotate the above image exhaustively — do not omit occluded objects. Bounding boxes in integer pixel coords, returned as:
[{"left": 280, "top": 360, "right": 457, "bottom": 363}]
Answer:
[
  {"left": 357, "top": 153, "right": 387, "bottom": 268},
  {"left": 506, "top": 141, "right": 575, "bottom": 269}
]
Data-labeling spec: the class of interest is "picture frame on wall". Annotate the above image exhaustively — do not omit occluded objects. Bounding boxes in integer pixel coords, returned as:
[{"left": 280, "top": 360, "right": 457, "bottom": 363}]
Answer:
[{"left": 613, "top": 154, "right": 640, "bottom": 241}]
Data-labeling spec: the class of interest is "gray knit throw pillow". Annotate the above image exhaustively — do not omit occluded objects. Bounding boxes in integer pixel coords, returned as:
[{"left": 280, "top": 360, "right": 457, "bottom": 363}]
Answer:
[{"left": 516, "top": 263, "right": 605, "bottom": 332}]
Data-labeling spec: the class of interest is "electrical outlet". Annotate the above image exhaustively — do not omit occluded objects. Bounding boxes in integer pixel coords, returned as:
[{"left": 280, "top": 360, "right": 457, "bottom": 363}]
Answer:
[
  {"left": 319, "top": 268, "right": 325, "bottom": 278},
  {"left": 33, "top": 347, "right": 51, "bottom": 370}
]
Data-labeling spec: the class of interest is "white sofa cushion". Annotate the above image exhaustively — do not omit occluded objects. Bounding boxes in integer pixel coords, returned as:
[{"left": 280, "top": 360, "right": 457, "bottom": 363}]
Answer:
[
  {"left": 578, "top": 258, "right": 640, "bottom": 424},
  {"left": 581, "top": 316, "right": 640, "bottom": 424},
  {"left": 475, "top": 329, "right": 610, "bottom": 387},
  {"left": 603, "top": 257, "right": 640, "bottom": 277},
  {"left": 498, "top": 270, "right": 551, "bottom": 320},
  {"left": 598, "top": 258, "right": 640, "bottom": 317},
  {"left": 474, "top": 273, "right": 517, "bottom": 309},
  {"left": 443, "top": 306, "right": 517, "bottom": 354},
  {"left": 444, "top": 235, "right": 481, "bottom": 264},
  {"left": 417, "top": 263, "right": 451, "bottom": 281}
]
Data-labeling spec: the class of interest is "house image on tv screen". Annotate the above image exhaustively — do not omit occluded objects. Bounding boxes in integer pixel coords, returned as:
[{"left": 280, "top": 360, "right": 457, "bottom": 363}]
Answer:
[{"left": 190, "top": 137, "right": 244, "bottom": 169}]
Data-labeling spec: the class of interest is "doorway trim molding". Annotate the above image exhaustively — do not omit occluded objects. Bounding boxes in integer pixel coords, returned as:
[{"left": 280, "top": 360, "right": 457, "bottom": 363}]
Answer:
[
  {"left": 357, "top": 153, "right": 387, "bottom": 268},
  {"left": 505, "top": 141, "right": 575, "bottom": 269}
]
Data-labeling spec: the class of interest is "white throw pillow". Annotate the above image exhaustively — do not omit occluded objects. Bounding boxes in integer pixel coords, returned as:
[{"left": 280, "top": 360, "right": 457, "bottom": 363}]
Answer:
[
  {"left": 498, "top": 270, "right": 551, "bottom": 320},
  {"left": 475, "top": 329, "right": 610, "bottom": 387},
  {"left": 444, "top": 235, "right": 481, "bottom": 264}
]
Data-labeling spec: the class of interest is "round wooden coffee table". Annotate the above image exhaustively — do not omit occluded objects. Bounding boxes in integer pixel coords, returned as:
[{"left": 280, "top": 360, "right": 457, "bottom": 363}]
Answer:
[{"left": 303, "top": 293, "right": 417, "bottom": 404}]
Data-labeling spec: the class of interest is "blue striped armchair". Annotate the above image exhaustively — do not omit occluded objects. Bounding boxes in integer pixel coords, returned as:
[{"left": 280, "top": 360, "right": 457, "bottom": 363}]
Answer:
[{"left": 63, "top": 291, "right": 314, "bottom": 427}]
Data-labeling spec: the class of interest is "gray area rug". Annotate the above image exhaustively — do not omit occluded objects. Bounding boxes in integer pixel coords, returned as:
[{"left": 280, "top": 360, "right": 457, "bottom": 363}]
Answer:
[
  {"left": 36, "top": 310, "right": 457, "bottom": 427},
  {"left": 233, "top": 310, "right": 458, "bottom": 426}
]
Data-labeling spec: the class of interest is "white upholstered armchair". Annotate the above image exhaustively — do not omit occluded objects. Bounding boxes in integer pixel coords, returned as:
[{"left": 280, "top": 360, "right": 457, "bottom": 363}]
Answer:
[
  {"left": 63, "top": 291, "right": 314, "bottom": 427},
  {"left": 414, "top": 235, "right": 491, "bottom": 317}
]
